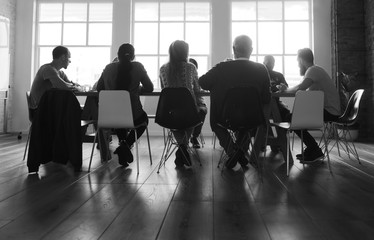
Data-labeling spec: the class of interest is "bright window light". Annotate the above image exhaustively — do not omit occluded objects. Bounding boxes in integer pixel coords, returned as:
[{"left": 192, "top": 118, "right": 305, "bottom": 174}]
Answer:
[
  {"left": 133, "top": 1, "right": 211, "bottom": 89},
  {"left": 232, "top": 0, "right": 312, "bottom": 87},
  {"left": 36, "top": 2, "right": 113, "bottom": 86}
]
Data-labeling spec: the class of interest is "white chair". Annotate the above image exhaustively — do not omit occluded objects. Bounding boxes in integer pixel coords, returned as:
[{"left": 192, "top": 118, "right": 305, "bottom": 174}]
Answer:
[
  {"left": 269, "top": 90, "right": 332, "bottom": 176},
  {"left": 88, "top": 90, "right": 152, "bottom": 173}
]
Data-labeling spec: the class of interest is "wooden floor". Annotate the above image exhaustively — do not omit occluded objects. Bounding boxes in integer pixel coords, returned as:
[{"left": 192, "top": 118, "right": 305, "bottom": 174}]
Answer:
[{"left": 0, "top": 133, "right": 374, "bottom": 240}]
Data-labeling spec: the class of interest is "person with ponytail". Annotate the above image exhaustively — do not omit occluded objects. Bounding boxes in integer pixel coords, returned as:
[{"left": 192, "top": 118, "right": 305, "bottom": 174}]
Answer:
[
  {"left": 159, "top": 40, "right": 204, "bottom": 168},
  {"left": 96, "top": 43, "right": 154, "bottom": 167}
]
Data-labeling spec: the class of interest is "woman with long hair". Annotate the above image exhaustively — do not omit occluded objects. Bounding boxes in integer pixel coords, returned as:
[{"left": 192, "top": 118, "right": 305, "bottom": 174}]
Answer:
[
  {"left": 159, "top": 40, "right": 205, "bottom": 168},
  {"left": 96, "top": 43, "right": 154, "bottom": 167}
]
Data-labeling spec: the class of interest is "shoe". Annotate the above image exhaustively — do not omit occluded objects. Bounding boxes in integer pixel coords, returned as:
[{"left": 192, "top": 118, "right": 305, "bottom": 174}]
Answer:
[
  {"left": 238, "top": 152, "right": 249, "bottom": 168},
  {"left": 226, "top": 150, "right": 243, "bottom": 169},
  {"left": 190, "top": 137, "right": 201, "bottom": 148},
  {"left": 179, "top": 145, "right": 192, "bottom": 167},
  {"left": 114, "top": 141, "right": 133, "bottom": 166},
  {"left": 299, "top": 149, "right": 324, "bottom": 164},
  {"left": 296, "top": 147, "right": 314, "bottom": 159}
]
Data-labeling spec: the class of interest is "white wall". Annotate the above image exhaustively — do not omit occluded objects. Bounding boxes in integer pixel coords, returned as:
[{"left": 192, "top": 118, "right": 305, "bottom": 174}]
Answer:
[{"left": 10, "top": 0, "right": 332, "bottom": 134}]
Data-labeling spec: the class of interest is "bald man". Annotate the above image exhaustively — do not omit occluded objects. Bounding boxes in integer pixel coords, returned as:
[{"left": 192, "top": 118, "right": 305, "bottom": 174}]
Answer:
[{"left": 199, "top": 35, "right": 271, "bottom": 169}]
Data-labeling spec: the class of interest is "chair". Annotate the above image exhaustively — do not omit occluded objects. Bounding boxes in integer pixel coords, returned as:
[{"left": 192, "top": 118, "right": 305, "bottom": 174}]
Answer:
[
  {"left": 155, "top": 87, "right": 202, "bottom": 173},
  {"left": 23, "top": 91, "right": 35, "bottom": 160},
  {"left": 269, "top": 90, "right": 331, "bottom": 176},
  {"left": 216, "top": 86, "right": 268, "bottom": 173},
  {"left": 330, "top": 89, "right": 364, "bottom": 163},
  {"left": 88, "top": 90, "right": 152, "bottom": 173}
]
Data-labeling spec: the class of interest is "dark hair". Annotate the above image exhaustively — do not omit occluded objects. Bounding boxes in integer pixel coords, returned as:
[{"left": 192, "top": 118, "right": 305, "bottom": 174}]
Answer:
[
  {"left": 115, "top": 43, "right": 135, "bottom": 90},
  {"left": 168, "top": 40, "right": 189, "bottom": 80},
  {"left": 52, "top": 46, "right": 69, "bottom": 59},
  {"left": 189, "top": 58, "right": 198, "bottom": 69},
  {"left": 297, "top": 48, "right": 314, "bottom": 64}
]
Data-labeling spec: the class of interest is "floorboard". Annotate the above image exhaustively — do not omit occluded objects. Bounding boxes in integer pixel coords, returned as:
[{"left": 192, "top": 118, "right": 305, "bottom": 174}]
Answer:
[{"left": 0, "top": 133, "right": 374, "bottom": 239}]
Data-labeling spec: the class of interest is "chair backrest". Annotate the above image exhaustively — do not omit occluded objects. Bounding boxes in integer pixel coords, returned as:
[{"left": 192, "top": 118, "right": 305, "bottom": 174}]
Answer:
[
  {"left": 339, "top": 89, "right": 364, "bottom": 125},
  {"left": 98, "top": 90, "right": 134, "bottom": 129},
  {"left": 290, "top": 90, "right": 324, "bottom": 130},
  {"left": 26, "top": 91, "right": 34, "bottom": 122},
  {"left": 155, "top": 87, "right": 201, "bottom": 130},
  {"left": 220, "top": 86, "right": 265, "bottom": 131}
]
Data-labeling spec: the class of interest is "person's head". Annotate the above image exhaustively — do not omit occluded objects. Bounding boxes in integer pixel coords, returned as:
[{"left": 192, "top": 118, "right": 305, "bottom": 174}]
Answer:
[
  {"left": 52, "top": 46, "right": 71, "bottom": 69},
  {"left": 189, "top": 58, "right": 198, "bottom": 69},
  {"left": 169, "top": 40, "right": 189, "bottom": 64},
  {"left": 115, "top": 43, "right": 135, "bottom": 90},
  {"left": 233, "top": 35, "right": 253, "bottom": 59},
  {"left": 263, "top": 55, "right": 275, "bottom": 71},
  {"left": 297, "top": 48, "right": 314, "bottom": 76},
  {"left": 117, "top": 43, "right": 135, "bottom": 62}
]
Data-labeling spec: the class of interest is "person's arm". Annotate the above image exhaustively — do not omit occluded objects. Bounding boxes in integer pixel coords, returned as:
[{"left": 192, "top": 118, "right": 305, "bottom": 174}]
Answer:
[
  {"left": 198, "top": 62, "right": 222, "bottom": 90},
  {"left": 43, "top": 66, "right": 71, "bottom": 90},
  {"left": 279, "top": 77, "right": 313, "bottom": 94},
  {"left": 138, "top": 63, "right": 154, "bottom": 93},
  {"left": 96, "top": 74, "right": 105, "bottom": 91},
  {"left": 260, "top": 65, "right": 271, "bottom": 104}
]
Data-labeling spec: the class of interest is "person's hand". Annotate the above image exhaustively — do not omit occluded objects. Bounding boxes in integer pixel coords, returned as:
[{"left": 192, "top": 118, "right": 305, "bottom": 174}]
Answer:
[{"left": 276, "top": 83, "right": 288, "bottom": 92}]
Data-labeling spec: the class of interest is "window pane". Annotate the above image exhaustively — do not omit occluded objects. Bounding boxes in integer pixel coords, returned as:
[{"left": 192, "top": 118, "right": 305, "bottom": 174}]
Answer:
[
  {"left": 285, "top": 1, "right": 309, "bottom": 20},
  {"left": 186, "top": 23, "right": 210, "bottom": 54},
  {"left": 186, "top": 2, "right": 210, "bottom": 21},
  {"left": 39, "top": 23, "right": 62, "bottom": 45},
  {"left": 64, "top": 3, "right": 87, "bottom": 22},
  {"left": 160, "top": 2, "right": 183, "bottom": 21},
  {"left": 258, "top": 22, "right": 283, "bottom": 54},
  {"left": 284, "top": 55, "right": 300, "bottom": 86},
  {"left": 136, "top": 56, "right": 158, "bottom": 86},
  {"left": 64, "top": 47, "right": 111, "bottom": 85},
  {"left": 63, "top": 23, "right": 86, "bottom": 45},
  {"left": 39, "top": 47, "right": 54, "bottom": 66},
  {"left": 258, "top": 1, "right": 282, "bottom": 20},
  {"left": 89, "top": 3, "right": 113, "bottom": 22},
  {"left": 285, "top": 22, "right": 309, "bottom": 54},
  {"left": 134, "top": 3, "right": 158, "bottom": 21},
  {"left": 39, "top": 3, "right": 62, "bottom": 22},
  {"left": 232, "top": 22, "right": 257, "bottom": 54},
  {"left": 232, "top": 2, "right": 256, "bottom": 21},
  {"left": 134, "top": 23, "right": 158, "bottom": 54},
  {"left": 89, "top": 23, "right": 112, "bottom": 45},
  {"left": 160, "top": 23, "right": 184, "bottom": 54}
]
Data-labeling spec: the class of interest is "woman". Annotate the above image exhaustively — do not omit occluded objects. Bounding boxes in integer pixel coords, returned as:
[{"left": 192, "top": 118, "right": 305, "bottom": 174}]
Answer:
[
  {"left": 159, "top": 40, "right": 204, "bottom": 167},
  {"left": 96, "top": 43, "right": 154, "bottom": 167}
]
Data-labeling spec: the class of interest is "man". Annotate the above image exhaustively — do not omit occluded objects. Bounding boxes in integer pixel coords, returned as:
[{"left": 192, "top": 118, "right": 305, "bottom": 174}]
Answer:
[
  {"left": 199, "top": 35, "right": 271, "bottom": 169},
  {"left": 30, "top": 46, "right": 79, "bottom": 109},
  {"left": 277, "top": 48, "right": 341, "bottom": 163}
]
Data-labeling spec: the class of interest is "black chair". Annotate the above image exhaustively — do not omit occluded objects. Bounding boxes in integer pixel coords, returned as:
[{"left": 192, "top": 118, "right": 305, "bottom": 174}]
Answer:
[
  {"left": 330, "top": 89, "right": 365, "bottom": 163},
  {"left": 217, "top": 86, "right": 268, "bottom": 173},
  {"left": 155, "top": 87, "right": 202, "bottom": 172}
]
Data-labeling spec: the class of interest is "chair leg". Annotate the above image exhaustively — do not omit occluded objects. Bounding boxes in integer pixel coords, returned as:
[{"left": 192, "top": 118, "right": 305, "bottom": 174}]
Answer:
[
  {"left": 23, "top": 125, "right": 32, "bottom": 160},
  {"left": 321, "top": 130, "right": 332, "bottom": 173},
  {"left": 135, "top": 130, "right": 139, "bottom": 175},
  {"left": 287, "top": 130, "right": 290, "bottom": 176},
  {"left": 145, "top": 127, "right": 153, "bottom": 165},
  {"left": 88, "top": 130, "right": 98, "bottom": 172},
  {"left": 157, "top": 131, "right": 177, "bottom": 173}
]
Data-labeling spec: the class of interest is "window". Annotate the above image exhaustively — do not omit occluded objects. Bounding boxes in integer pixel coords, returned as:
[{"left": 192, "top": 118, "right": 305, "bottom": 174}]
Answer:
[
  {"left": 36, "top": 2, "right": 113, "bottom": 86},
  {"left": 132, "top": 1, "right": 211, "bottom": 89},
  {"left": 232, "top": 0, "right": 312, "bottom": 87}
]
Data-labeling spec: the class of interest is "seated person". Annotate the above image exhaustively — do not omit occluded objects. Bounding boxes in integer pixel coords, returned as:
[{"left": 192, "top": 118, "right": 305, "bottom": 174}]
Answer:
[
  {"left": 199, "top": 35, "right": 271, "bottom": 169},
  {"left": 96, "top": 43, "right": 154, "bottom": 167},
  {"left": 277, "top": 48, "right": 341, "bottom": 163},
  {"left": 159, "top": 40, "right": 203, "bottom": 167},
  {"left": 30, "top": 46, "right": 80, "bottom": 109},
  {"left": 188, "top": 58, "right": 207, "bottom": 148}
]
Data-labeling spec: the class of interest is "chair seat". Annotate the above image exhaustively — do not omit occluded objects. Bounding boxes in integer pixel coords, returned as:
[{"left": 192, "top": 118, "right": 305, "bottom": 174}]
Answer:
[{"left": 270, "top": 122, "right": 291, "bottom": 129}]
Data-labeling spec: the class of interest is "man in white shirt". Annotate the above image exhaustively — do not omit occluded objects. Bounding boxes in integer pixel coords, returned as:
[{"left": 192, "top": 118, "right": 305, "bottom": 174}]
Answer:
[
  {"left": 278, "top": 48, "right": 341, "bottom": 163},
  {"left": 30, "top": 46, "right": 80, "bottom": 109}
]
